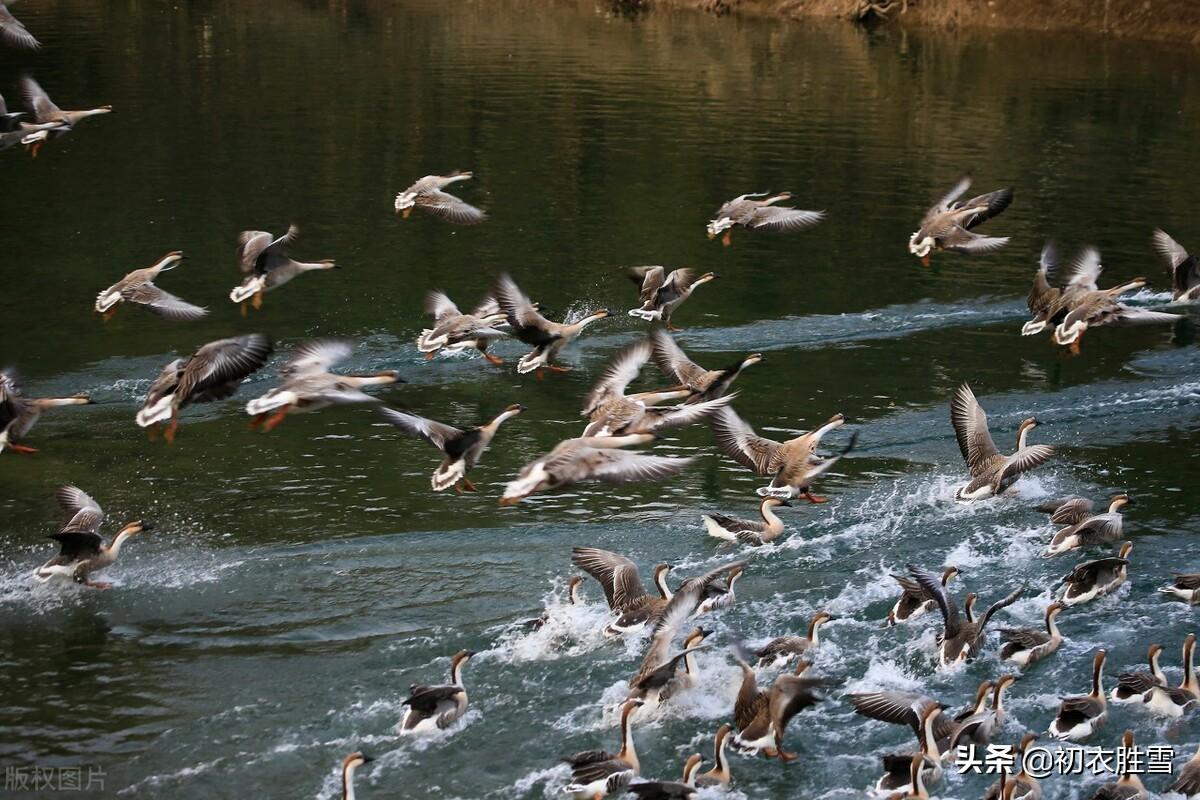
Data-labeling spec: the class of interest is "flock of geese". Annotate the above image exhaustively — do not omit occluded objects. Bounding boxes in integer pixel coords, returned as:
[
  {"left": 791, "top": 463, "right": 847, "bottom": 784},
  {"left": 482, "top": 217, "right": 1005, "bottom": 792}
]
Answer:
[{"left": 4, "top": 9, "right": 1200, "bottom": 800}]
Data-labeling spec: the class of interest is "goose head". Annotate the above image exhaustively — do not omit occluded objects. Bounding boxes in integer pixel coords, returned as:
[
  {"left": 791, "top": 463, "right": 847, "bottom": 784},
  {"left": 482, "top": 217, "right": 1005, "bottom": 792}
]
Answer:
[
  {"left": 566, "top": 575, "right": 584, "bottom": 604},
  {"left": 1109, "top": 494, "right": 1133, "bottom": 512},
  {"left": 941, "top": 565, "right": 961, "bottom": 585},
  {"left": 739, "top": 353, "right": 764, "bottom": 371}
]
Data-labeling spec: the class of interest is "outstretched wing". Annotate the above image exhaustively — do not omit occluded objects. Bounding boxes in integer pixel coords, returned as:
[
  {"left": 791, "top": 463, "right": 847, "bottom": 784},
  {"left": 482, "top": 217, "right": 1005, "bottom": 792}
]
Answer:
[
  {"left": 949, "top": 383, "right": 1000, "bottom": 475},
  {"left": 281, "top": 339, "right": 354, "bottom": 377},
  {"left": 629, "top": 266, "right": 666, "bottom": 303},
  {"left": 377, "top": 407, "right": 462, "bottom": 451},
  {"left": 586, "top": 449, "right": 693, "bottom": 485},
  {"left": 709, "top": 406, "right": 780, "bottom": 475},
  {"left": 571, "top": 546, "right": 648, "bottom": 611},
  {"left": 55, "top": 485, "right": 104, "bottom": 534},
  {"left": 909, "top": 564, "right": 961, "bottom": 636},
  {"left": 649, "top": 328, "right": 706, "bottom": 387},
  {"left": 1, "top": 6, "right": 40, "bottom": 50},
  {"left": 417, "top": 190, "right": 487, "bottom": 225},
  {"left": 748, "top": 206, "right": 825, "bottom": 232},
  {"left": 18, "top": 76, "right": 60, "bottom": 122},
  {"left": 125, "top": 284, "right": 209, "bottom": 322},
  {"left": 177, "top": 335, "right": 273, "bottom": 401},
  {"left": 424, "top": 291, "right": 461, "bottom": 321},
  {"left": 582, "top": 339, "right": 652, "bottom": 415}
]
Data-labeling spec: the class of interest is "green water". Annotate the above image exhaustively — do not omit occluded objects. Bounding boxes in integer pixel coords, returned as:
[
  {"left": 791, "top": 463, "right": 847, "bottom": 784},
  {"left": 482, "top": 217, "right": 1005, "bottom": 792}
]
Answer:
[{"left": 1, "top": 2, "right": 1199, "bottom": 798}]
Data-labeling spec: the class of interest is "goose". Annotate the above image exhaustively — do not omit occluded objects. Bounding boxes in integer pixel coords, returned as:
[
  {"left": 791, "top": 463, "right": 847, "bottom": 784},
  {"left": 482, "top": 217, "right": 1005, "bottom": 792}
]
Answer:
[
  {"left": 626, "top": 755, "right": 702, "bottom": 800},
  {"left": 493, "top": 273, "right": 609, "bottom": 376},
  {"left": 525, "top": 575, "right": 585, "bottom": 631},
  {"left": 394, "top": 172, "right": 486, "bottom": 224},
  {"left": 1022, "top": 244, "right": 1064, "bottom": 335},
  {"left": 1142, "top": 634, "right": 1198, "bottom": 719},
  {"left": 377, "top": 403, "right": 523, "bottom": 492},
  {"left": 416, "top": 291, "right": 507, "bottom": 364},
  {"left": 0, "top": 369, "right": 91, "bottom": 454},
  {"left": 580, "top": 339, "right": 731, "bottom": 438},
  {"left": 705, "top": 191, "right": 824, "bottom": 246},
  {"left": 731, "top": 654, "right": 837, "bottom": 761},
  {"left": 710, "top": 407, "right": 855, "bottom": 501},
  {"left": 908, "top": 177, "right": 1012, "bottom": 263},
  {"left": 695, "top": 563, "right": 746, "bottom": 615},
  {"left": 229, "top": 225, "right": 336, "bottom": 311},
  {"left": 754, "top": 611, "right": 833, "bottom": 668},
  {"left": 94, "top": 251, "right": 207, "bottom": 322},
  {"left": 983, "top": 733, "right": 1041, "bottom": 800},
  {"left": 571, "top": 547, "right": 674, "bottom": 636},
  {"left": 0, "top": 4, "right": 38, "bottom": 49},
  {"left": 1041, "top": 495, "right": 1133, "bottom": 556},
  {"left": 0, "top": 125, "right": 51, "bottom": 153},
  {"left": 649, "top": 329, "right": 762, "bottom": 405},
  {"left": 1048, "top": 649, "right": 1107, "bottom": 740},
  {"left": 397, "top": 650, "right": 475, "bottom": 735},
  {"left": 873, "top": 704, "right": 944, "bottom": 794},
  {"left": 950, "top": 383, "right": 1055, "bottom": 502},
  {"left": 1060, "top": 542, "right": 1134, "bottom": 606},
  {"left": 702, "top": 497, "right": 790, "bottom": 547},
  {"left": 963, "top": 675, "right": 1018, "bottom": 744},
  {"left": 1111, "top": 644, "right": 1167, "bottom": 705},
  {"left": 694, "top": 725, "right": 733, "bottom": 787},
  {"left": 1053, "top": 291, "right": 1180, "bottom": 349},
  {"left": 500, "top": 434, "right": 692, "bottom": 505},
  {"left": 18, "top": 75, "right": 110, "bottom": 130},
  {"left": 1089, "top": 730, "right": 1148, "bottom": 800},
  {"left": 908, "top": 564, "right": 1023, "bottom": 667},
  {"left": 561, "top": 699, "right": 643, "bottom": 799},
  {"left": 136, "top": 334, "right": 274, "bottom": 443},
  {"left": 886, "top": 566, "right": 961, "bottom": 627},
  {"left": 999, "top": 602, "right": 1064, "bottom": 667},
  {"left": 1160, "top": 573, "right": 1200, "bottom": 604},
  {"left": 1153, "top": 228, "right": 1200, "bottom": 302},
  {"left": 883, "top": 753, "right": 929, "bottom": 800},
  {"left": 340, "top": 752, "right": 372, "bottom": 800},
  {"left": 627, "top": 626, "right": 711, "bottom": 710},
  {"left": 34, "top": 486, "right": 151, "bottom": 589},
  {"left": 627, "top": 267, "right": 717, "bottom": 331},
  {"left": 246, "top": 340, "right": 400, "bottom": 431},
  {"left": 1168, "top": 740, "right": 1200, "bottom": 798},
  {"left": 848, "top": 685, "right": 979, "bottom": 756}
]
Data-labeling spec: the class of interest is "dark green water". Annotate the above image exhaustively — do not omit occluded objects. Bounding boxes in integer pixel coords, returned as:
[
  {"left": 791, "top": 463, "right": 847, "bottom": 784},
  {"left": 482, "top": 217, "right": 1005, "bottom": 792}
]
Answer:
[{"left": 2, "top": 2, "right": 1199, "bottom": 798}]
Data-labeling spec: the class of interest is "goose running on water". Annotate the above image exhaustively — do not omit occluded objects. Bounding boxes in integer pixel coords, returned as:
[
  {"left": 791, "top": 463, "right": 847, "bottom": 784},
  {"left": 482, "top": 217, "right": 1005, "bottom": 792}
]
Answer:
[
  {"left": 394, "top": 171, "right": 486, "bottom": 224},
  {"left": 649, "top": 329, "right": 762, "bottom": 405},
  {"left": 571, "top": 547, "right": 673, "bottom": 636},
  {"left": 950, "top": 383, "right": 1054, "bottom": 502},
  {"left": 1048, "top": 649, "right": 1107, "bottom": 741},
  {"left": 560, "top": 698, "right": 643, "bottom": 799},
  {"left": 0, "top": 369, "right": 91, "bottom": 455},
  {"left": 907, "top": 564, "right": 1023, "bottom": 667},
  {"left": 1110, "top": 643, "right": 1166, "bottom": 706},
  {"left": 340, "top": 752, "right": 372, "bottom": 800},
  {"left": 626, "top": 624, "right": 712, "bottom": 711},
  {"left": 246, "top": 339, "right": 400, "bottom": 431},
  {"left": 1059, "top": 542, "right": 1134, "bottom": 606},
  {"left": 701, "top": 497, "right": 790, "bottom": 547},
  {"left": 706, "top": 191, "right": 824, "bottom": 246},
  {"left": 754, "top": 610, "right": 833, "bottom": 668},
  {"left": 94, "top": 251, "right": 207, "bottom": 321},
  {"left": 229, "top": 225, "right": 336, "bottom": 312},
  {"left": 397, "top": 650, "right": 475, "bottom": 735},
  {"left": 1040, "top": 495, "right": 1133, "bottom": 557},
  {"left": 886, "top": 566, "right": 960, "bottom": 627},
  {"left": 908, "top": 176, "right": 1012, "bottom": 264},
  {"left": 35, "top": 486, "right": 152, "bottom": 589},
  {"left": 730, "top": 653, "right": 837, "bottom": 761},
  {"left": 378, "top": 403, "right": 523, "bottom": 492},
  {"left": 1152, "top": 228, "right": 1200, "bottom": 301},
  {"left": 626, "top": 267, "right": 716, "bottom": 331},
  {"left": 416, "top": 291, "right": 508, "bottom": 364},
  {"left": 494, "top": 273, "right": 609, "bottom": 376}
]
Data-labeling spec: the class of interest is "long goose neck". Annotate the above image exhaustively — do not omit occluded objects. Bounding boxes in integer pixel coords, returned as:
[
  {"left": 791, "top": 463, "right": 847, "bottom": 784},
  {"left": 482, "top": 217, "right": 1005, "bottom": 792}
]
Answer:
[
  {"left": 569, "top": 313, "right": 605, "bottom": 334},
  {"left": 655, "top": 570, "right": 672, "bottom": 600},
  {"left": 1046, "top": 612, "right": 1061, "bottom": 640},
  {"left": 807, "top": 618, "right": 822, "bottom": 645},
  {"left": 105, "top": 529, "right": 135, "bottom": 561},
  {"left": 760, "top": 500, "right": 782, "bottom": 528},
  {"left": 618, "top": 709, "right": 637, "bottom": 768},
  {"left": 1091, "top": 659, "right": 1104, "bottom": 698},
  {"left": 712, "top": 733, "right": 729, "bottom": 778},
  {"left": 1150, "top": 650, "right": 1165, "bottom": 683},
  {"left": 483, "top": 408, "right": 519, "bottom": 434},
  {"left": 450, "top": 659, "right": 466, "bottom": 687},
  {"left": 920, "top": 713, "right": 939, "bottom": 760},
  {"left": 1182, "top": 640, "right": 1196, "bottom": 692},
  {"left": 1016, "top": 425, "right": 1030, "bottom": 451},
  {"left": 342, "top": 763, "right": 357, "bottom": 800}
]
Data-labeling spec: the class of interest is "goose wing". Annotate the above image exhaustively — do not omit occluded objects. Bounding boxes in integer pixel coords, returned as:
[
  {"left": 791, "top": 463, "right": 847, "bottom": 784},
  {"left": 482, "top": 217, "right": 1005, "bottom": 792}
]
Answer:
[
  {"left": 922, "top": 176, "right": 972, "bottom": 223},
  {"left": 1038, "top": 497, "right": 1095, "bottom": 526},
  {"left": 1152, "top": 228, "right": 1190, "bottom": 274},
  {"left": 17, "top": 76, "right": 60, "bottom": 122},
  {"left": 979, "top": 586, "right": 1024, "bottom": 627},
  {"left": 769, "top": 674, "right": 839, "bottom": 735},
  {"left": 493, "top": 274, "right": 554, "bottom": 340},
  {"left": 571, "top": 546, "right": 648, "bottom": 612},
  {"left": 55, "top": 485, "right": 104, "bottom": 534},
  {"left": 176, "top": 335, "right": 273, "bottom": 402},
  {"left": 1000, "top": 626, "right": 1050, "bottom": 649},
  {"left": 583, "top": 340, "right": 652, "bottom": 415},
  {"left": 1, "top": 5, "right": 40, "bottom": 49},
  {"left": 377, "top": 407, "right": 463, "bottom": 452},
  {"left": 424, "top": 291, "right": 461, "bottom": 322},
  {"left": 579, "top": 448, "right": 693, "bottom": 485},
  {"left": 630, "top": 266, "right": 666, "bottom": 304},
  {"left": 940, "top": 225, "right": 1010, "bottom": 254},
  {"left": 662, "top": 563, "right": 744, "bottom": 623},
  {"left": 709, "top": 406, "right": 781, "bottom": 475},
  {"left": 909, "top": 564, "right": 961, "bottom": 636},
  {"left": 417, "top": 189, "right": 487, "bottom": 225},
  {"left": 236, "top": 230, "right": 274, "bottom": 274},
  {"left": 998, "top": 445, "right": 1056, "bottom": 484},
  {"left": 950, "top": 384, "right": 1000, "bottom": 476},
  {"left": 952, "top": 187, "right": 1013, "bottom": 229},
  {"left": 749, "top": 206, "right": 825, "bottom": 232},
  {"left": 403, "top": 684, "right": 463, "bottom": 712},
  {"left": 124, "top": 283, "right": 209, "bottom": 322},
  {"left": 649, "top": 329, "right": 707, "bottom": 387},
  {"left": 281, "top": 339, "right": 353, "bottom": 378},
  {"left": 1064, "top": 247, "right": 1103, "bottom": 290},
  {"left": 848, "top": 691, "right": 941, "bottom": 735}
]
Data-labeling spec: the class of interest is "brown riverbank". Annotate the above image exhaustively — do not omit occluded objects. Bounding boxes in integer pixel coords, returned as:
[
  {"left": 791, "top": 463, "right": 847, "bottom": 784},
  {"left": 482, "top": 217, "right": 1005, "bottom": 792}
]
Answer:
[{"left": 639, "top": 0, "right": 1200, "bottom": 44}]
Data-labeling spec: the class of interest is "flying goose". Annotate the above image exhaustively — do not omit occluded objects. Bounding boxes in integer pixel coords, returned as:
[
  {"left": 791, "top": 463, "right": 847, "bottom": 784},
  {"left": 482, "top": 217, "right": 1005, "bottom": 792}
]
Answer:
[
  {"left": 626, "top": 755, "right": 702, "bottom": 800},
  {"left": 1088, "top": 730, "right": 1148, "bottom": 800},
  {"left": 694, "top": 725, "right": 733, "bottom": 787},
  {"left": 754, "top": 611, "right": 833, "bottom": 668},
  {"left": 1022, "top": 244, "right": 1065, "bottom": 335},
  {"left": 394, "top": 172, "right": 486, "bottom": 224},
  {"left": 908, "top": 176, "right": 1012, "bottom": 263},
  {"left": 378, "top": 404, "right": 523, "bottom": 492},
  {"left": 416, "top": 291, "right": 508, "bottom": 364},
  {"left": 1059, "top": 542, "right": 1134, "bottom": 606},
  {"left": 561, "top": 699, "right": 643, "bottom": 799},
  {"left": 983, "top": 733, "right": 1041, "bottom": 800},
  {"left": 18, "top": 75, "right": 110, "bottom": 130},
  {"left": 571, "top": 547, "right": 674, "bottom": 636},
  {"left": 0, "top": 4, "right": 38, "bottom": 49},
  {"left": 136, "top": 334, "right": 274, "bottom": 443},
  {"left": 627, "top": 626, "right": 711, "bottom": 710},
  {"left": 246, "top": 340, "right": 400, "bottom": 431},
  {"left": 873, "top": 704, "right": 944, "bottom": 794},
  {"left": 34, "top": 486, "right": 152, "bottom": 589},
  {"left": 1142, "top": 633, "right": 1198, "bottom": 719},
  {"left": 999, "top": 602, "right": 1064, "bottom": 667},
  {"left": 1111, "top": 643, "right": 1166, "bottom": 706},
  {"left": 649, "top": 329, "right": 762, "bottom": 405},
  {"left": 908, "top": 564, "right": 1023, "bottom": 667},
  {"left": 1048, "top": 649, "right": 1107, "bottom": 740},
  {"left": 229, "top": 225, "right": 336, "bottom": 311},
  {"left": 950, "top": 383, "right": 1054, "bottom": 502},
  {"left": 340, "top": 752, "right": 372, "bottom": 800},
  {"left": 709, "top": 407, "right": 855, "bottom": 501},
  {"left": 1169, "top": 740, "right": 1200, "bottom": 798},
  {"left": 1160, "top": 573, "right": 1200, "bottom": 604},
  {"left": 397, "top": 650, "right": 475, "bottom": 735},
  {"left": 1153, "top": 228, "right": 1200, "bottom": 301},
  {"left": 701, "top": 497, "right": 790, "bottom": 547},
  {"left": 493, "top": 274, "right": 609, "bottom": 376},
  {"left": 500, "top": 434, "right": 692, "bottom": 504},
  {"left": 94, "top": 251, "right": 208, "bottom": 322},
  {"left": 627, "top": 267, "right": 716, "bottom": 330},
  {"left": 0, "top": 369, "right": 91, "bottom": 454},
  {"left": 705, "top": 191, "right": 824, "bottom": 246},
  {"left": 1041, "top": 495, "right": 1133, "bottom": 556},
  {"left": 731, "top": 655, "right": 837, "bottom": 761},
  {"left": 886, "top": 566, "right": 961, "bottom": 626}
]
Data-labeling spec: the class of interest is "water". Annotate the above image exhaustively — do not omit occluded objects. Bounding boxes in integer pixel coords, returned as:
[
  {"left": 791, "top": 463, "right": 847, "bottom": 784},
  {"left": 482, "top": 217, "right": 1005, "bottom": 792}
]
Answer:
[{"left": 2, "top": 1, "right": 1199, "bottom": 797}]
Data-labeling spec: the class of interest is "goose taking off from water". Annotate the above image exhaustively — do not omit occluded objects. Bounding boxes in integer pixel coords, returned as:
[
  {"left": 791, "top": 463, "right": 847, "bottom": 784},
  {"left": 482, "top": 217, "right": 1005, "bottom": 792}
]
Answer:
[
  {"left": 1048, "top": 649, "right": 1107, "bottom": 741},
  {"left": 137, "top": 334, "right": 274, "bottom": 443},
  {"left": 339, "top": 752, "right": 372, "bottom": 800},
  {"left": 493, "top": 273, "right": 609, "bottom": 376},
  {"left": 873, "top": 703, "right": 944, "bottom": 795},
  {"left": 627, "top": 267, "right": 716, "bottom": 331},
  {"left": 1059, "top": 541, "right": 1133, "bottom": 606},
  {"left": 706, "top": 191, "right": 824, "bottom": 246},
  {"left": 94, "top": 251, "right": 208, "bottom": 322},
  {"left": 561, "top": 699, "right": 643, "bottom": 799},
  {"left": 394, "top": 171, "right": 486, "bottom": 224},
  {"left": 397, "top": 650, "right": 476, "bottom": 735},
  {"left": 0, "top": 4, "right": 39, "bottom": 49},
  {"left": 500, "top": 434, "right": 692, "bottom": 505},
  {"left": 1022, "top": 244, "right": 1065, "bottom": 335},
  {"left": 754, "top": 610, "right": 833, "bottom": 668},
  {"left": 1040, "top": 495, "right": 1133, "bottom": 556},
  {"left": 571, "top": 547, "right": 674, "bottom": 636},
  {"left": 416, "top": 291, "right": 508, "bottom": 364},
  {"left": 626, "top": 622, "right": 712, "bottom": 711},
  {"left": 245, "top": 339, "right": 400, "bottom": 431},
  {"left": 0, "top": 369, "right": 91, "bottom": 455},
  {"left": 378, "top": 403, "right": 523, "bottom": 492},
  {"left": 230, "top": 225, "right": 336, "bottom": 311},
  {"left": 702, "top": 497, "right": 791, "bottom": 547},
  {"left": 35, "top": 486, "right": 152, "bottom": 589},
  {"left": 709, "top": 407, "right": 855, "bottom": 502},
  {"left": 650, "top": 329, "right": 762, "bottom": 404},
  {"left": 886, "top": 566, "right": 960, "bottom": 627},
  {"left": 1152, "top": 228, "right": 1200, "bottom": 301},
  {"left": 908, "top": 564, "right": 1022, "bottom": 667},
  {"left": 908, "top": 176, "right": 1012, "bottom": 263},
  {"left": 950, "top": 383, "right": 1054, "bottom": 502},
  {"left": 731, "top": 652, "right": 838, "bottom": 761}
]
